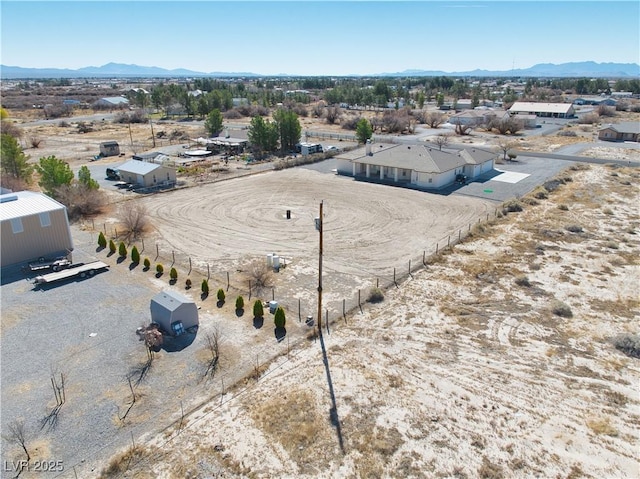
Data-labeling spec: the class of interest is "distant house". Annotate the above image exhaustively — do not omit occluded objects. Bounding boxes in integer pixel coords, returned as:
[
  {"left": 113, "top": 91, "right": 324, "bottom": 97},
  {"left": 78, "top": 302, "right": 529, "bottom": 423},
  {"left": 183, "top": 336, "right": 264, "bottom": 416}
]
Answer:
[
  {"left": 598, "top": 122, "right": 640, "bottom": 142},
  {"left": 116, "top": 160, "right": 176, "bottom": 188},
  {"left": 0, "top": 191, "right": 73, "bottom": 268},
  {"left": 572, "top": 96, "right": 617, "bottom": 106},
  {"left": 62, "top": 99, "right": 81, "bottom": 106},
  {"left": 95, "top": 96, "right": 130, "bottom": 108},
  {"left": 448, "top": 109, "right": 506, "bottom": 127},
  {"left": 150, "top": 290, "right": 199, "bottom": 336},
  {"left": 335, "top": 142, "right": 496, "bottom": 189},
  {"left": 454, "top": 99, "right": 473, "bottom": 110},
  {"left": 509, "top": 101, "right": 575, "bottom": 118},
  {"left": 99, "top": 141, "right": 120, "bottom": 157}
]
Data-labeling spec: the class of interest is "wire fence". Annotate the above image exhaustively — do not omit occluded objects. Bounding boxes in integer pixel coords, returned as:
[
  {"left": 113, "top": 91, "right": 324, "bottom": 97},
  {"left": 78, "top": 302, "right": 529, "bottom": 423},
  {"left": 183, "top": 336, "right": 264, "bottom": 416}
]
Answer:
[{"left": 57, "top": 204, "right": 506, "bottom": 477}]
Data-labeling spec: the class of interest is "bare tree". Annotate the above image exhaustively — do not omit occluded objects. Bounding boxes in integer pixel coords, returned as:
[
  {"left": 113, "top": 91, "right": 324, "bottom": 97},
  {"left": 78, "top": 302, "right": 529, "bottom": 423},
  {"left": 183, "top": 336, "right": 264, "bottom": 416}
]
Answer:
[
  {"left": 497, "top": 139, "right": 518, "bottom": 161},
  {"left": 453, "top": 119, "right": 473, "bottom": 136},
  {"left": 491, "top": 117, "right": 523, "bottom": 135},
  {"left": 244, "top": 259, "right": 274, "bottom": 294},
  {"left": 312, "top": 101, "right": 326, "bottom": 118},
  {"left": 119, "top": 203, "right": 149, "bottom": 241},
  {"left": 433, "top": 133, "right": 452, "bottom": 150},
  {"left": 203, "top": 327, "right": 222, "bottom": 378},
  {"left": 425, "top": 112, "right": 445, "bottom": 128},
  {"left": 597, "top": 104, "right": 616, "bottom": 117},
  {"left": 324, "top": 106, "right": 342, "bottom": 125},
  {"left": 3, "top": 418, "right": 31, "bottom": 462}
]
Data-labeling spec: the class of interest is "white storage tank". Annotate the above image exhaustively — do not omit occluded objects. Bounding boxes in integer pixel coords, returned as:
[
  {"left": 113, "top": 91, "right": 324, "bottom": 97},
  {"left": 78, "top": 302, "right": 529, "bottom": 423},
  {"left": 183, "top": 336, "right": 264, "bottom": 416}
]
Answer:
[
  {"left": 269, "top": 300, "right": 278, "bottom": 314},
  {"left": 272, "top": 255, "right": 280, "bottom": 270},
  {"left": 267, "top": 254, "right": 273, "bottom": 267}
]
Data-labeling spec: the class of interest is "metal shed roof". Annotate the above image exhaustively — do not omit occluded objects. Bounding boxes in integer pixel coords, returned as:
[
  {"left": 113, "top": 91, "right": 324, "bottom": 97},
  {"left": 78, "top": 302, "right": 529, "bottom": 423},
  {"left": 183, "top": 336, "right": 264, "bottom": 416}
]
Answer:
[
  {"left": 0, "top": 191, "right": 66, "bottom": 222},
  {"left": 117, "top": 159, "right": 163, "bottom": 175}
]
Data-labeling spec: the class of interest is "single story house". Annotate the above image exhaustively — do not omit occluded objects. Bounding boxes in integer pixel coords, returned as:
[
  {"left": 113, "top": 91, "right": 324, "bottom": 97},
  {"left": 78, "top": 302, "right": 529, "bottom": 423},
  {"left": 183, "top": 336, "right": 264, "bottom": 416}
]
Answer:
[
  {"left": 509, "top": 101, "right": 575, "bottom": 118},
  {"left": 99, "top": 141, "right": 120, "bottom": 157},
  {"left": 454, "top": 99, "right": 473, "bottom": 110},
  {"left": 0, "top": 191, "right": 74, "bottom": 268},
  {"left": 598, "top": 122, "right": 640, "bottom": 142},
  {"left": 150, "top": 290, "right": 199, "bottom": 336},
  {"left": 448, "top": 109, "right": 506, "bottom": 127},
  {"left": 116, "top": 160, "right": 177, "bottom": 188},
  {"left": 336, "top": 142, "right": 496, "bottom": 190},
  {"left": 571, "top": 96, "right": 617, "bottom": 106}
]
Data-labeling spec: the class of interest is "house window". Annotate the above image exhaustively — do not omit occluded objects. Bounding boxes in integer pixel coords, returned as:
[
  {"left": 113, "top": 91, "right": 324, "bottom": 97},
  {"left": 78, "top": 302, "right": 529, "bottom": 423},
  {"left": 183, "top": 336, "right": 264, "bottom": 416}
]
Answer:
[
  {"left": 167, "top": 172, "right": 170, "bottom": 181},
  {"left": 153, "top": 174, "right": 156, "bottom": 183},
  {"left": 11, "top": 218, "right": 23, "bottom": 234},
  {"left": 39, "top": 212, "right": 51, "bottom": 227},
  {"left": 428, "top": 178, "right": 432, "bottom": 183}
]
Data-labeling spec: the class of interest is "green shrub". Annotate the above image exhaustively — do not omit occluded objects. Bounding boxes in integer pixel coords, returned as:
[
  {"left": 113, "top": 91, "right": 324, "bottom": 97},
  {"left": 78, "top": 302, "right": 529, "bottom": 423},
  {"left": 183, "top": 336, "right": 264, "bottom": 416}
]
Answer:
[
  {"left": 274, "top": 306, "right": 286, "bottom": 328},
  {"left": 131, "top": 246, "right": 140, "bottom": 264},
  {"left": 98, "top": 231, "right": 107, "bottom": 248},
  {"left": 185, "top": 278, "right": 192, "bottom": 289},
  {"left": 235, "top": 295, "right": 244, "bottom": 310},
  {"left": 156, "top": 263, "right": 164, "bottom": 275},
  {"left": 118, "top": 241, "right": 127, "bottom": 258},
  {"left": 533, "top": 187, "right": 548, "bottom": 200},
  {"left": 503, "top": 200, "right": 523, "bottom": 213},
  {"left": 170, "top": 267, "right": 178, "bottom": 280},
  {"left": 253, "top": 300, "right": 264, "bottom": 318},
  {"left": 515, "top": 275, "right": 531, "bottom": 287},
  {"left": 143, "top": 258, "right": 150, "bottom": 270},
  {"left": 217, "top": 288, "right": 225, "bottom": 303},
  {"left": 201, "top": 279, "right": 209, "bottom": 295},
  {"left": 109, "top": 239, "right": 116, "bottom": 254},
  {"left": 367, "top": 287, "right": 385, "bottom": 303}
]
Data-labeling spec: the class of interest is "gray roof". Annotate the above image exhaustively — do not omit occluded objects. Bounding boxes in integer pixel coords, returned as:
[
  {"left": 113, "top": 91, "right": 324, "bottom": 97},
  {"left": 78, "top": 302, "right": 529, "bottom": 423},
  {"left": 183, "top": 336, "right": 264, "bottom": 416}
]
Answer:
[
  {"left": 98, "top": 96, "right": 129, "bottom": 105},
  {"left": 0, "top": 191, "right": 66, "bottom": 222},
  {"left": 345, "top": 144, "right": 496, "bottom": 174},
  {"left": 599, "top": 122, "right": 640, "bottom": 134},
  {"left": 117, "top": 159, "right": 163, "bottom": 175},
  {"left": 151, "top": 290, "right": 195, "bottom": 313}
]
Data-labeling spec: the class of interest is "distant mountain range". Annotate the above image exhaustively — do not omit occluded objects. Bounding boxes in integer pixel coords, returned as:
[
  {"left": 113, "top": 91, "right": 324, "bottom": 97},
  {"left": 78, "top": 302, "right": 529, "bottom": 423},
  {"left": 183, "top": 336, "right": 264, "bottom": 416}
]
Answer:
[{"left": 1, "top": 61, "right": 638, "bottom": 79}]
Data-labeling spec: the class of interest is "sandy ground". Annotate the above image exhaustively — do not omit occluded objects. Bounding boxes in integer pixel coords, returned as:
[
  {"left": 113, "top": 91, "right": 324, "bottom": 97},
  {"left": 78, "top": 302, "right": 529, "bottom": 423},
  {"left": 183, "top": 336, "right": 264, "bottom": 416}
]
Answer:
[
  {"left": 133, "top": 168, "right": 494, "bottom": 313},
  {"left": 76, "top": 163, "right": 639, "bottom": 479}
]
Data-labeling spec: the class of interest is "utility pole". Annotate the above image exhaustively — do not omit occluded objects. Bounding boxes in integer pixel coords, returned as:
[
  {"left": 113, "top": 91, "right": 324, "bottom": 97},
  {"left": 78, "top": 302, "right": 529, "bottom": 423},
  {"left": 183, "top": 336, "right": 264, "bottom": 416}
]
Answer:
[{"left": 316, "top": 201, "right": 323, "bottom": 336}]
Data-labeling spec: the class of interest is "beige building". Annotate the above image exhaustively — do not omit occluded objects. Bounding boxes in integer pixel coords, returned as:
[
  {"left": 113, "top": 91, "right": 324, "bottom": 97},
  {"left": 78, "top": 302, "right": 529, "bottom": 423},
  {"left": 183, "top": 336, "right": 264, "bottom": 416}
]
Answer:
[
  {"left": 117, "top": 160, "right": 177, "bottom": 189},
  {"left": 0, "top": 191, "right": 74, "bottom": 268}
]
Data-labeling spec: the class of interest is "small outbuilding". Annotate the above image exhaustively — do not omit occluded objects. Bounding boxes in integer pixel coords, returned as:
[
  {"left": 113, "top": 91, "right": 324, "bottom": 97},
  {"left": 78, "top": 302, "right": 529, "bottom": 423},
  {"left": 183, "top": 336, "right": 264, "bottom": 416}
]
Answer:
[
  {"left": 116, "top": 159, "right": 177, "bottom": 189},
  {"left": 150, "top": 290, "right": 199, "bottom": 336},
  {"left": 100, "top": 141, "right": 120, "bottom": 157}
]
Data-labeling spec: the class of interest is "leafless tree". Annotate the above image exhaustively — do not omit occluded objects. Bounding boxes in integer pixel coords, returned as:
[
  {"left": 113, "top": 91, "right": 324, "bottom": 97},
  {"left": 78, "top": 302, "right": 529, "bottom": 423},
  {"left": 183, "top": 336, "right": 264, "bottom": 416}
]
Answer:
[
  {"left": 203, "top": 327, "right": 222, "bottom": 378},
  {"left": 242, "top": 259, "right": 275, "bottom": 298},
  {"left": 453, "top": 119, "right": 473, "bottom": 136},
  {"left": 433, "top": 133, "right": 452, "bottom": 150},
  {"left": 312, "top": 101, "right": 326, "bottom": 118},
  {"left": 28, "top": 136, "right": 42, "bottom": 148},
  {"left": 597, "top": 104, "right": 616, "bottom": 117},
  {"left": 425, "top": 112, "right": 445, "bottom": 128},
  {"left": 56, "top": 184, "right": 106, "bottom": 222},
  {"left": 497, "top": 139, "right": 518, "bottom": 161},
  {"left": 491, "top": 117, "right": 523, "bottom": 135},
  {"left": 325, "top": 106, "right": 342, "bottom": 125},
  {"left": 3, "top": 418, "right": 31, "bottom": 462},
  {"left": 118, "top": 203, "right": 149, "bottom": 241}
]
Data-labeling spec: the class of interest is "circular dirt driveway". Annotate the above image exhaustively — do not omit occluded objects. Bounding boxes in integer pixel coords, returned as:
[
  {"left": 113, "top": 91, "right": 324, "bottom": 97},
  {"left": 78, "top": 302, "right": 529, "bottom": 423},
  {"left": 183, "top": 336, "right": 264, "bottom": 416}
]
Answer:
[{"left": 138, "top": 168, "right": 495, "bottom": 309}]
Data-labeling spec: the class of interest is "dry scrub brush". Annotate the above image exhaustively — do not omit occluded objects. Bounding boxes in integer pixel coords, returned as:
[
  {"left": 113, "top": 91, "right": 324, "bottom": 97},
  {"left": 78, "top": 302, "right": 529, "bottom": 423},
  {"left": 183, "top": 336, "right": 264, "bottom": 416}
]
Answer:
[
  {"left": 243, "top": 259, "right": 275, "bottom": 294},
  {"left": 118, "top": 203, "right": 149, "bottom": 241}
]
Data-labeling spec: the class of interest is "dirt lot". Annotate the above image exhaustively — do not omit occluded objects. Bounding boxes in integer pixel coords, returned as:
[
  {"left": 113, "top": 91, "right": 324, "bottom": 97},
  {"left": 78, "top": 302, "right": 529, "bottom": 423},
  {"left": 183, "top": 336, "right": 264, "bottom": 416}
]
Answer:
[{"left": 85, "top": 163, "right": 639, "bottom": 479}]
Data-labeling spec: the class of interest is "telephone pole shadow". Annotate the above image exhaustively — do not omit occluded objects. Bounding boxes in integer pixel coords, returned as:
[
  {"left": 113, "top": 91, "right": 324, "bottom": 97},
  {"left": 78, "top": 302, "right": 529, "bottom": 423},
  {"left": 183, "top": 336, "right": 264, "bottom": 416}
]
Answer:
[{"left": 319, "top": 330, "right": 345, "bottom": 454}]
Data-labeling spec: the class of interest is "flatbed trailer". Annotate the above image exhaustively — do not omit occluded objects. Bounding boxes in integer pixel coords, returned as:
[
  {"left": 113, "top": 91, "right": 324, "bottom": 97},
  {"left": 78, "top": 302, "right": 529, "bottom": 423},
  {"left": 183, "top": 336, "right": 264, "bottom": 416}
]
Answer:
[{"left": 34, "top": 261, "right": 109, "bottom": 285}]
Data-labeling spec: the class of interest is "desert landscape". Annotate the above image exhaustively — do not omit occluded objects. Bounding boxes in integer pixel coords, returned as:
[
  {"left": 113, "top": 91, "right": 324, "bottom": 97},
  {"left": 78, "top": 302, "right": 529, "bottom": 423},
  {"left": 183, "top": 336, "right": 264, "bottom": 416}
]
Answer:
[
  {"left": 2, "top": 103, "right": 639, "bottom": 479},
  {"left": 87, "top": 161, "right": 639, "bottom": 479}
]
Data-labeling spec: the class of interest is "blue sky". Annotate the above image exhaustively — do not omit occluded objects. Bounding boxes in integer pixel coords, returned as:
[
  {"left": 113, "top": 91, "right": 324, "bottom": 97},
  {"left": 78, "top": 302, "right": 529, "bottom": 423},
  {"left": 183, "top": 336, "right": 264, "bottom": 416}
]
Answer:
[{"left": 1, "top": 1, "right": 638, "bottom": 75}]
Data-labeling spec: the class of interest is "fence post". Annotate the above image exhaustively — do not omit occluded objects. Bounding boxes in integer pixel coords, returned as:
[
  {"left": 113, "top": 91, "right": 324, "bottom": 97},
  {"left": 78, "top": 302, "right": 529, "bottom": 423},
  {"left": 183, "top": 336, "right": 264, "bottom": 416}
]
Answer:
[
  {"left": 207, "top": 263, "right": 210, "bottom": 280},
  {"left": 272, "top": 288, "right": 275, "bottom": 301},
  {"left": 459, "top": 229, "right": 461, "bottom": 241},
  {"left": 358, "top": 289, "right": 362, "bottom": 312},
  {"left": 103, "top": 223, "right": 106, "bottom": 234},
  {"left": 298, "top": 298, "right": 301, "bottom": 322},
  {"left": 226, "top": 271, "right": 230, "bottom": 291},
  {"left": 172, "top": 250, "right": 175, "bottom": 267},
  {"left": 394, "top": 267, "right": 398, "bottom": 287},
  {"left": 249, "top": 281, "right": 252, "bottom": 301},
  {"left": 155, "top": 243, "right": 159, "bottom": 261},
  {"left": 447, "top": 236, "right": 450, "bottom": 248},
  {"left": 343, "top": 299, "right": 346, "bottom": 320},
  {"left": 408, "top": 259, "right": 412, "bottom": 277},
  {"left": 141, "top": 238, "right": 145, "bottom": 252},
  {"left": 326, "top": 309, "right": 329, "bottom": 334},
  {"left": 188, "top": 257, "right": 192, "bottom": 275},
  {"left": 436, "top": 243, "right": 439, "bottom": 254},
  {"left": 423, "top": 251, "right": 426, "bottom": 266}
]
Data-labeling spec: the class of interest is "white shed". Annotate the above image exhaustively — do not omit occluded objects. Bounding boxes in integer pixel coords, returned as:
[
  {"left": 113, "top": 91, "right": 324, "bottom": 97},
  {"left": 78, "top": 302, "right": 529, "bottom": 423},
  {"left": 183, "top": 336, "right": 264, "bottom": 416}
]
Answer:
[{"left": 150, "top": 290, "right": 199, "bottom": 336}]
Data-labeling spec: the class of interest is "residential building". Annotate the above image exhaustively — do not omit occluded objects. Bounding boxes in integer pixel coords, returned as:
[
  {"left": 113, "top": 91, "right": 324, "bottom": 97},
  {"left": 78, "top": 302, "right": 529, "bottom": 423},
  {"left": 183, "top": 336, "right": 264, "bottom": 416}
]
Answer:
[
  {"left": 116, "top": 160, "right": 177, "bottom": 188},
  {"left": 598, "top": 122, "right": 640, "bottom": 142},
  {"left": 0, "top": 191, "right": 73, "bottom": 268},
  {"left": 336, "top": 142, "right": 496, "bottom": 190},
  {"left": 509, "top": 101, "right": 575, "bottom": 118}
]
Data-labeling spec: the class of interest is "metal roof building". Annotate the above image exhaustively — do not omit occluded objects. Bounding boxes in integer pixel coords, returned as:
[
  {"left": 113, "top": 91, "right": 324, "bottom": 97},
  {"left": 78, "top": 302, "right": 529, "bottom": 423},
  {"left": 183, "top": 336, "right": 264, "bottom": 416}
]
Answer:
[
  {"left": 0, "top": 191, "right": 74, "bottom": 267},
  {"left": 116, "top": 160, "right": 177, "bottom": 188},
  {"left": 508, "top": 102, "right": 575, "bottom": 118},
  {"left": 150, "top": 290, "right": 199, "bottom": 336}
]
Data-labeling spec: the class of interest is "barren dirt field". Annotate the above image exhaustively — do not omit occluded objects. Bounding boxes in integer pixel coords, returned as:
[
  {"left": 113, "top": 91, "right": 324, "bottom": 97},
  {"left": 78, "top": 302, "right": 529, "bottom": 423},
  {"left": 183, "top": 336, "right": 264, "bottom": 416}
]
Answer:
[
  {"left": 88, "top": 163, "right": 639, "bottom": 479},
  {"left": 134, "top": 168, "right": 494, "bottom": 311}
]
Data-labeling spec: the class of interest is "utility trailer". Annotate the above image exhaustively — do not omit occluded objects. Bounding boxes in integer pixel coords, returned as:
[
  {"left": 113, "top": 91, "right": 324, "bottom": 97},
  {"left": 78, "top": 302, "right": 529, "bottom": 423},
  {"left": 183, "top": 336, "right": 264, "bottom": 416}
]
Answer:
[
  {"left": 28, "top": 257, "right": 72, "bottom": 272},
  {"left": 34, "top": 261, "right": 109, "bottom": 285}
]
